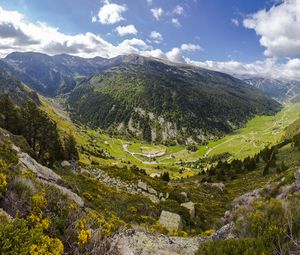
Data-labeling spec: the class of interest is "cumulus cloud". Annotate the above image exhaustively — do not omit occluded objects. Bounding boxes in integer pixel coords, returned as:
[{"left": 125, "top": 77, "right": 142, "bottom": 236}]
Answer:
[
  {"left": 95, "top": 0, "right": 127, "bottom": 25},
  {"left": 172, "top": 18, "right": 181, "bottom": 28},
  {"left": 165, "top": 43, "right": 202, "bottom": 63},
  {"left": 243, "top": 0, "right": 300, "bottom": 57},
  {"left": 146, "top": 0, "right": 153, "bottom": 5},
  {"left": 151, "top": 8, "right": 163, "bottom": 20},
  {"left": 231, "top": 18, "right": 239, "bottom": 26},
  {"left": 149, "top": 31, "right": 163, "bottom": 43},
  {"left": 115, "top": 25, "right": 138, "bottom": 36},
  {"left": 185, "top": 57, "right": 300, "bottom": 80},
  {"left": 173, "top": 5, "right": 184, "bottom": 15},
  {"left": 0, "top": 5, "right": 203, "bottom": 65}
]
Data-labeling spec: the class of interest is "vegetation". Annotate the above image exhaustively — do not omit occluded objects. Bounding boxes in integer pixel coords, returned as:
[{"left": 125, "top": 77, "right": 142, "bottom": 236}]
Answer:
[
  {"left": 67, "top": 58, "right": 280, "bottom": 144},
  {"left": 0, "top": 95, "right": 78, "bottom": 165}
]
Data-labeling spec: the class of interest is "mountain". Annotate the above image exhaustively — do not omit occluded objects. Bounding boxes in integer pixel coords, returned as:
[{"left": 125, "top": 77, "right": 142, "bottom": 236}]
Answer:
[
  {"left": 0, "top": 61, "right": 39, "bottom": 104},
  {"left": 67, "top": 55, "right": 281, "bottom": 144},
  {"left": 241, "top": 76, "right": 300, "bottom": 103},
  {"left": 2, "top": 52, "right": 109, "bottom": 96}
]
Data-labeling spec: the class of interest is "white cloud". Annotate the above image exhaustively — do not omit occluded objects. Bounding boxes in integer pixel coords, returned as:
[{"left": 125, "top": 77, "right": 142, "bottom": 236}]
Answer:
[
  {"left": 243, "top": 0, "right": 300, "bottom": 57},
  {"left": 0, "top": 6, "right": 203, "bottom": 64},
  {"left": 149, "top": 31, "right": 163, "bottom": 43},
  {"left": 146, "top": 0, "right": 153, "bottom": 5},
  {"left": 96, "top": 0, "right": 127, "bottom": 25},
  {"left": 165, "top": 43, "right": 202, "bottom": 63},
  {"left": 173, "top": 5, "right": 184, "bottom": 15},
  {"left": 181, "top": 43, "right": 202, "bottom": 51},
  {"left": 185, "top": 57, "right": 300, "bottom": 80},
  {"left": 4, "top": 5, "right": 300, "bottom": 81},
  {"left": 231, "top": 18, "right": 239, "bottom": 26},
  {"left": 151, "top": 8, "right": 163, "bottom": 20},
  {"left": 172, "top": 18, "right": 181, "bottom": 28},
  {"left": 115, "top": 25, "right": 138, "bottom": 36}
]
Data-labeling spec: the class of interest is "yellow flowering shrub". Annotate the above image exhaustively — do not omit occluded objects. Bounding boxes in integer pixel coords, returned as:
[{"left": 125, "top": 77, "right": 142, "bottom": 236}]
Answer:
[
  {"left": 78, "top": 229, "right": 92, "bottom": 245},
  {"left": 0, "top": 173, "right": 7, "bottom": 195},
  {"left": 30, "top": 235, "right": 64, "bottom": 255},
  {"left": 76, "top": 218, "right": 92, "bottom": 245}
]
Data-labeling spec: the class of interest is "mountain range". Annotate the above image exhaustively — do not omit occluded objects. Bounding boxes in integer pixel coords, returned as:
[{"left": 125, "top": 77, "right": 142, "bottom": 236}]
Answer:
[{"left": 1, "top": 52, "right": 281, "bottom": 144}]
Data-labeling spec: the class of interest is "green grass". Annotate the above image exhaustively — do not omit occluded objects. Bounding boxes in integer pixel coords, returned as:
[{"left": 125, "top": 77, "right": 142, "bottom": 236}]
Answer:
[{"left": 43, "top": 97, "right": 300, "bottom": 178}]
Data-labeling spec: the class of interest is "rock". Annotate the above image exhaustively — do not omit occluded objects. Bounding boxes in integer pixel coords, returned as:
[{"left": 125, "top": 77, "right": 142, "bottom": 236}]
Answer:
[
  {"left": 159, "top": 211, "right": 183, "bottom": 231},
  {"left": 294, "top": 170, "right": 300, "bottom": 189},
  {"left": 61, "top": 160, "right": 71, "bottom": 169},
  {"left": 150, "top": 173, "right": 161, "bottom": 178},
  {"left": 148, "top": 187, "right": 158, "bottom": 196},
  {"left": 180, "top": 192, "right": 188, "bottom": 202},
  {"left": 17, "top": 152, "right": 61, "bottom": 183},
  {"left": 110, "top": 229, "right": 208, "bottom": 255},
  {"left": 181, "top": 202, "right": 195, "bottom": 219},
  {"left": 211, "top": 183, "right": 225, "bottom": 192},
  {"left": 212, "top": 222, "right": 234, "bottom": 240},
  {"left": 40, "top": 180, "right": 84, "bottom": 207},
  {"left": 166, "top": 192, "right": 169, "bottom": 199},
  {"left": 232, "top": 188, "right": 261, "bottom": 210},
  {"left": 137, "top": 180, "right": 148, "bottom": 191}
]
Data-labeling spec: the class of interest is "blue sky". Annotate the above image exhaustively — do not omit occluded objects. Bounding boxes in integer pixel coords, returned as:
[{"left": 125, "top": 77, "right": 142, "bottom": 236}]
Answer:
[
  {"left": 1, "top": 0, "right": 300, "bottom": 80},
  {"left": 0, "top": 0, "right": 275, "bottom": 62}
]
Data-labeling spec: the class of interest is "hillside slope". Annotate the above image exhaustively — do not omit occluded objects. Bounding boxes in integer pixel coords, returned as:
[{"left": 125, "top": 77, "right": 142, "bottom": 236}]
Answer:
[
  {"left": 0, "top": 63, "right": 39, "bottom": 104},
  {"left": 242, "top": 77, "right": 300, "bottom": 103},
  {"left": 67, "top": 55, "right": 281, "bottom": 144},
  {"left": 2, "top": 52, "right": 109, "bottom": 96}
]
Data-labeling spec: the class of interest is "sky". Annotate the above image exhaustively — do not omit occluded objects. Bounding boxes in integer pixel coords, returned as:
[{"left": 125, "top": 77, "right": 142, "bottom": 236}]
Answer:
[{"left": 1, "top": 0, "right": 300, "bottom": 80}]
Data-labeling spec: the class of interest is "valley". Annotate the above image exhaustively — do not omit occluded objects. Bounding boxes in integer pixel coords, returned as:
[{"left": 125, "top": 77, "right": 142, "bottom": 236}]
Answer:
[
  {"left": 0, "top": 52, "right": 300, "bottom": 255},
  {"left": 44, "top": 97, "right": 300, "bottom": 179}
]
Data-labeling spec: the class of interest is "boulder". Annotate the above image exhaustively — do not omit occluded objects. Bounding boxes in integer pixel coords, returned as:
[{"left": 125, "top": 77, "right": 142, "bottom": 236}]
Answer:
[
  {"left": 181, "top": 202, "right": 195, "bottom": 219},
  {"left": 61, "top": 160, "right": 71, "bottom": 169},
  {"left": 18, "top": 152, "right": 61, "bottom": 183},
  {"left": 159, "top": 211, "right": 183, "bottom": 231},
  {"left": 148, "top": 186, "right": 158, "bottom": 196},
  {"left": 180, "top": 192, "right": 188, "bottom": 202},
  {"left": 40, "top": 180, "right": 84, "bottom": 207},
  {"left": 137, "top": 180, "right": 148, "bottom": 191}
]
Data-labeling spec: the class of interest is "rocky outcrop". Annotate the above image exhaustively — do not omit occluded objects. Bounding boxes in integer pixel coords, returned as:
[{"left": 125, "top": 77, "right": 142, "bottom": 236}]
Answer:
[
  {"left": 88, "top": 168, "right": 168, "bottom": 203},
  {"left": 109, "top": 223, "right": 234, "bottom": 255},
  {"left": 181, "top": 202, "right": 195, "bottom": 219},
  {"left": 159, "top": 211, "right": 183, "bottom": 231},
  {"left": 39, "top": 180, "right": 84, "bottom": 207},
  {"left": 14, "top": 146, "right": 62, "bottom": 183}
]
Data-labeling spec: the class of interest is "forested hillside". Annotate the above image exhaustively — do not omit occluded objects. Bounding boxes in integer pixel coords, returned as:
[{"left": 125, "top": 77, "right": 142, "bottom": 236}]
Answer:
[{"left": 68, "top": 56, "right": 281, "bottom": 144}]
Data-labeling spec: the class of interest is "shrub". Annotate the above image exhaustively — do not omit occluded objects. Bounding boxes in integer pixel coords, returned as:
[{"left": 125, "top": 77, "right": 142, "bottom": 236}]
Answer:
[
  {"left": 197, "top": 238, "right": 271, "bottom": 255},
  {"left": 0, "top": 217, "right": 64, "bottom": 255}
]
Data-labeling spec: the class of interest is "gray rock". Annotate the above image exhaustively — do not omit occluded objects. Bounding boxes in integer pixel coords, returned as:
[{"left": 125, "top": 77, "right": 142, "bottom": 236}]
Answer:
[
  {"left": 166, "top": 192, "right": 169, "bottom": 199},
  {"left": 148, "top": 187, "right": 158, "bottom": 196},
  {"left": 61, "top": 160, "right": 71, "bottom": 169},
  {"left": 17, "top": 152, "right": 61, "bottom": 183},
  {"left": 181, "top": 202, "right": 195, "bottom": 219},
  {"left": 211, "top": 183, "right": 225, "bottom": 192},
  {"left": 180, "top": 192, "right": 188, "bottom": 202},
  {"left": 159, "top": 211, "right": 183, "bottom": 231},
  {"left": 137, "top": 180, "right": 148, "bottom": 191},
  {"left": 110, "top": 229, "right": 208, "bottom": 255},
  {"left": 40, "top": 180, "right": 84, "bottom": 207},
  {"left": 212, "top": 222, "right": 234, "bottom": 240}
]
